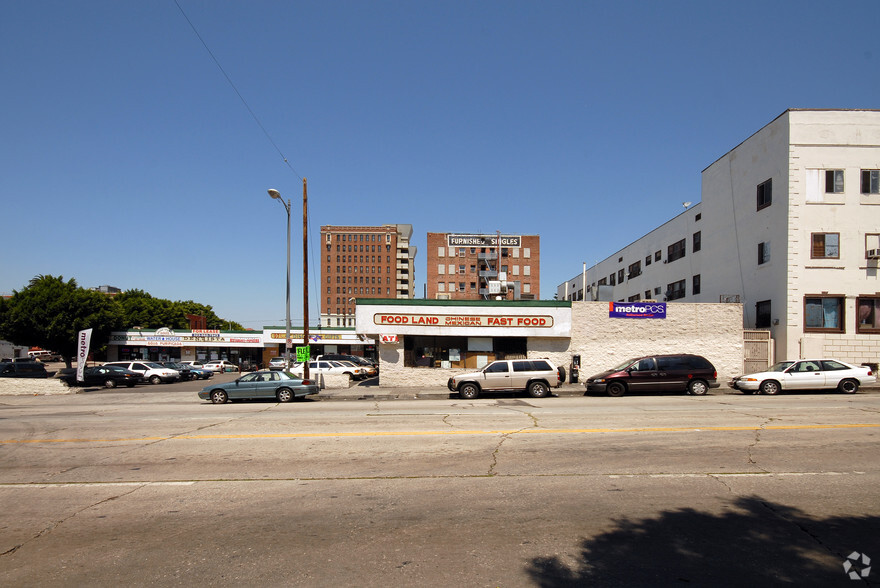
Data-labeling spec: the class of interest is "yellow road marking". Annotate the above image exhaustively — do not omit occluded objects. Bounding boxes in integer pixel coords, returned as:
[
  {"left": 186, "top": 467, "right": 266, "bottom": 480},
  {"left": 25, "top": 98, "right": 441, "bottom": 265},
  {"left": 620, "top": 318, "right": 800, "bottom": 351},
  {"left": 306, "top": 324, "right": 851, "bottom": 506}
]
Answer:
[{"left": 1, "top": 423, "right": 878, "bottom": 444}]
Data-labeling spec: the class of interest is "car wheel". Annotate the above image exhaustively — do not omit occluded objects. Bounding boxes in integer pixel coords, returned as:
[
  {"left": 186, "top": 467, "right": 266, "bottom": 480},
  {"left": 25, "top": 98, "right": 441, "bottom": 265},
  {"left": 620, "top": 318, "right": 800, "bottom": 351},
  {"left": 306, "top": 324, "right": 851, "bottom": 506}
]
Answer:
[
  {"left": 210, "top": 390, "right": 228, "bottom": 404},
  {"left": 276, "top": 388, "right": 293, "bottom": 402},
  {"left": 607, "top": 381, "right": 626, "bottom": 397},
  {"left": 528, "top": 381, "right": 550, "bottom": 398},
  {"left": 760, "top": 380, "right": 780, "bottom": 395},
  {"left": 688, "top": 379, "right": 709, "bottom": 396},
  {"left": 459, "top": 383, "right": 480, "bottom": 400},
  {"left": 104, "top": 379, "right": 117, "bottom": 388},
  {"left": 149, "top": 375, "right": 162, "bottom": 385},
  {"left": 838, "top": 379, "right": 859, "bottom": 394}
]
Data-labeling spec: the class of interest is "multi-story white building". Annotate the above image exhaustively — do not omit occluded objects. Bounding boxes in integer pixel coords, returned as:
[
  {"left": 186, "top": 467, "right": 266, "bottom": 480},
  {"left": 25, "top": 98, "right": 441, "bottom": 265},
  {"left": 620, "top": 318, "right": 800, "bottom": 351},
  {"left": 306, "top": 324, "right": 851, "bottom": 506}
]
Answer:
[{"left": 558, "top": 109, "right": 880, "bottom": 365}]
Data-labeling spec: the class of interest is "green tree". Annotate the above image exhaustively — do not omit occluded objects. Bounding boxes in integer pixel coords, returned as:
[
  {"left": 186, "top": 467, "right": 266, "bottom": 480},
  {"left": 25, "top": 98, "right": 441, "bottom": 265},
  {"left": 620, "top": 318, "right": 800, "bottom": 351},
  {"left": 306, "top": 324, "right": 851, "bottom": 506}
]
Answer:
[{"left": 0, "top": 275, "right": 123, "bottom": 367}]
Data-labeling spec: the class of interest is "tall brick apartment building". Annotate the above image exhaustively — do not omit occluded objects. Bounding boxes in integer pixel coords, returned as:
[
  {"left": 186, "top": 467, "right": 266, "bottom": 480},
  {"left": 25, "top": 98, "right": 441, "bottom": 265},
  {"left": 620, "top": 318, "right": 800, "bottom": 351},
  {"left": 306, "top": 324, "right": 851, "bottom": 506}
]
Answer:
[
  {"left": 320, "top": 224, "right": 416, "bottom": 327},
  {"left": 426, "top": 233, "right": 540, "bottom": 300}
]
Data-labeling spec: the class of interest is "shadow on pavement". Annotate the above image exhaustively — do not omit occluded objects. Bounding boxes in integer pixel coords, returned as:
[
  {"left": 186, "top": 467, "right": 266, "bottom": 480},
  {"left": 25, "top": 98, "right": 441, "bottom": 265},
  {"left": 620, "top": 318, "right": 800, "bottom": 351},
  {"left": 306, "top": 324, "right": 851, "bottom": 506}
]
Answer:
[{"left": 525, "top": 496, "right": 879, "bottom": 587}]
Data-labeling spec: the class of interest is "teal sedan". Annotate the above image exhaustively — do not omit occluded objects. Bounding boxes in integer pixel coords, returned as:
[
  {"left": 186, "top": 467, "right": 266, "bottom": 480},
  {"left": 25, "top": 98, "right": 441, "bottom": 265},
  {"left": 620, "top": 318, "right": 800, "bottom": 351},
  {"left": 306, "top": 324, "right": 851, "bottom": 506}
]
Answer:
[{"left": 198, "top": 370, "right": 319, "bottom": 404}]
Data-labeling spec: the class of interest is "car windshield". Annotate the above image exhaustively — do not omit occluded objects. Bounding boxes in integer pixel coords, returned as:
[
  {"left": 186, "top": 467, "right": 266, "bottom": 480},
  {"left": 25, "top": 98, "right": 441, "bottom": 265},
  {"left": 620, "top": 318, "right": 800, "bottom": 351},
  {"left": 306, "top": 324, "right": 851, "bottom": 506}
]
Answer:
[
  {"left": 611, "top": 358, "right": 638, "bottom": 371},
  {"left": 765, "top": 361, "right": 795, "bottom": 372}
]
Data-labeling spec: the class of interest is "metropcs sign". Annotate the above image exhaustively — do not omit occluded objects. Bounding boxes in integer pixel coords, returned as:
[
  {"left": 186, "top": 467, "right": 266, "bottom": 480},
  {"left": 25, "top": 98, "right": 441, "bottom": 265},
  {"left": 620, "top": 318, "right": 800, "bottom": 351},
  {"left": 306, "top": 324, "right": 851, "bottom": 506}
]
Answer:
[
  {"left": 374, "top": 313, "right": 553, "bottom": 328},
  {"left": 609, "top": 301, "right": 667, "bottom": 319}
]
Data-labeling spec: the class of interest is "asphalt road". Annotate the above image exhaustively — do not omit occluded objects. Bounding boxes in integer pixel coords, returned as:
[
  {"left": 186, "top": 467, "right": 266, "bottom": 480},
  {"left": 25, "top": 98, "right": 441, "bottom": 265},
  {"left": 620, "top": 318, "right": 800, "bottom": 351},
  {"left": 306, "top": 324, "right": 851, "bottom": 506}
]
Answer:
[{"left": 1, "top": 384, "right": 879, "bottom": 587}]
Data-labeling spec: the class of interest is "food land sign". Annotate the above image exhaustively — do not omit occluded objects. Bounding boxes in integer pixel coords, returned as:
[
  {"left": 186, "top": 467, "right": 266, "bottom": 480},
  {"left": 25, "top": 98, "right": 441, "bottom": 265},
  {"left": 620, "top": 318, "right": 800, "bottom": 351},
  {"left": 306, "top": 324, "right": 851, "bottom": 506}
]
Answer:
[
  {"left": 374, "top": 313, "right": 553, "bottom": 328},
  {"left": 609, "top": 301, "right": 666, "bottom": 319}
]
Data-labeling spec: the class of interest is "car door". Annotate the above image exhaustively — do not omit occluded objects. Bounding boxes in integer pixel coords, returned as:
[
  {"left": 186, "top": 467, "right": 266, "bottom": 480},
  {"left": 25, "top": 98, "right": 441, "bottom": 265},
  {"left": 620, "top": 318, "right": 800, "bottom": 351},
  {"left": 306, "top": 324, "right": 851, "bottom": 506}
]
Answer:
[
  {"left": 655, "top": 356, "right": 691, "bottom": 391},
  {"left": 625, "top": 357, "right": 661, "bottom": 391},
  {"left": 784, "top": 361, "right": 826, "bottom": 390},
  {"left": 481, "top": 361, "right": 511, "bottom": 390},
  {"left": 228, "top": 373, "right": 260, "bottom": 399}
]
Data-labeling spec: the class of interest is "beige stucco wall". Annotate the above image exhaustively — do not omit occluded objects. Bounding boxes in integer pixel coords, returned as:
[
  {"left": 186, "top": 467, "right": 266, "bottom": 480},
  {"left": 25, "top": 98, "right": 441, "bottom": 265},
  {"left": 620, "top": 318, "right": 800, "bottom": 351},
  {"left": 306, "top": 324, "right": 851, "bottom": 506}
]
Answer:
[{"left": 378, "top": 301, "right": 744, "bottom": 387}]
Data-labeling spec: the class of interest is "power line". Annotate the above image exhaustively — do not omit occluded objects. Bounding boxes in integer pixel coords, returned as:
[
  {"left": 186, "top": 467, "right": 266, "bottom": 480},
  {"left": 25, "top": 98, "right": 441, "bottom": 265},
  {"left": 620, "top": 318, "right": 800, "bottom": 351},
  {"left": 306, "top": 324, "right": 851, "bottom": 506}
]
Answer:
[{"left": 173, "top": 0, "right": 302, "bottom": 180}]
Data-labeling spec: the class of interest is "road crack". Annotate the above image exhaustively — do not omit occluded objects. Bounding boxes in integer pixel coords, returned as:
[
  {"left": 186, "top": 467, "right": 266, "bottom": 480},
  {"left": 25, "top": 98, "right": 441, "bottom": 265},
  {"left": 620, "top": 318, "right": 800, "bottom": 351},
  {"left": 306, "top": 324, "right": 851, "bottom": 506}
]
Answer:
[{"left": 0, "top": 484, "right": 145, "bottom": 558}]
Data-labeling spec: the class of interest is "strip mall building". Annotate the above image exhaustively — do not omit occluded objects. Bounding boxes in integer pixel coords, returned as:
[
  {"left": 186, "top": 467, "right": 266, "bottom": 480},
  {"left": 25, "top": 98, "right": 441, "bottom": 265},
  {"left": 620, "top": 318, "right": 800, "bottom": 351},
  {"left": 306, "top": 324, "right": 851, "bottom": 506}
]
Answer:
[
  {"left": 356, "top": 298, "right": 745, "bottom": 387},
  {"left": 107, "top": 299, "right": 745, "bottom": 386}
]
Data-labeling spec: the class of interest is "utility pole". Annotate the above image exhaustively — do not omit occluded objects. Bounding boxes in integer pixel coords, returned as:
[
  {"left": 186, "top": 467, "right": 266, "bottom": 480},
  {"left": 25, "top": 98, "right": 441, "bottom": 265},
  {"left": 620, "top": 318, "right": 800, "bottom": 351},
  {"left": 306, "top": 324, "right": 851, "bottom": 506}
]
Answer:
[{"left": 303, "top": 178, "right": 309, "bottom": 381}]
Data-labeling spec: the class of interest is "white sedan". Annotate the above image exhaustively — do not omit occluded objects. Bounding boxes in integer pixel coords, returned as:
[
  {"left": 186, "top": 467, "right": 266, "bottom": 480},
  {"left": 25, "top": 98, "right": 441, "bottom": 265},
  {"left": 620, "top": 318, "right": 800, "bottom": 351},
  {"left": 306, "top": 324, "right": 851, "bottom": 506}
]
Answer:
[
  {"left": 730, "top": 359, "right": 875, "bottom": 395},
  {"left": 291, "top": 360, "right": 365, "bottom": 381}
]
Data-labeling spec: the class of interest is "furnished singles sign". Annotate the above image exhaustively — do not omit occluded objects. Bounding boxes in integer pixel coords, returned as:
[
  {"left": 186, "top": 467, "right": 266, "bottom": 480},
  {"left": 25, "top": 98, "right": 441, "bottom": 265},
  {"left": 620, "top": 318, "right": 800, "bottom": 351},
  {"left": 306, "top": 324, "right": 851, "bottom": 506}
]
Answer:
[
  {"left": 609, "top": 301, "right": 666, "bottom": 319},
  {"left": 447, "top": 234, "right": 522, "bottom": 248}
]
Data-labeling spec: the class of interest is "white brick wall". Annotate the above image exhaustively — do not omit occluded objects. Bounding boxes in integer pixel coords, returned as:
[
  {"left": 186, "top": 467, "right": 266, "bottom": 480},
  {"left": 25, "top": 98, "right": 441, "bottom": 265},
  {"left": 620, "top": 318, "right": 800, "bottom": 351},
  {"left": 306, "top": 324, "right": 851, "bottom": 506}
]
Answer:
[{"left": 0, "top": 378, "right": 74, "bottom": 395}]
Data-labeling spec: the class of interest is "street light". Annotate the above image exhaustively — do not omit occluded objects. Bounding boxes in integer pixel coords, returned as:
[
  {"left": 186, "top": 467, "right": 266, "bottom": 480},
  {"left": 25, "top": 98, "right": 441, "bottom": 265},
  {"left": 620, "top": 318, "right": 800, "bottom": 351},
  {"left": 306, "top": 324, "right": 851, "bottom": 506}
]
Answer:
[
  {"left": 267, "top": 189, "right": 291, "bottom": 371},
  {"left": 267, "top": 181, "right": 309, "bottom": 380}
]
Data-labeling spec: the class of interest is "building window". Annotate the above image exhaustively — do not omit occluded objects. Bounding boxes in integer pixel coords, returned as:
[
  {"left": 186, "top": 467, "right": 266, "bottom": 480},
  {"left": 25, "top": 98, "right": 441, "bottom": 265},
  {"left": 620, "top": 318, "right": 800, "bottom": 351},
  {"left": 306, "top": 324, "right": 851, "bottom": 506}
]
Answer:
[
  {"left": 654, "top": 287, "right": 661, "bottom": 296},
  {"left": 609, "top": 273, "right": 616, "bottom": 286},
  {"left": 628, "top": 261, "right": 641, "bottom": 279},
  {"left": 667, "top": 239, "right": 686, "bottom": 263},
  {"left": 628, "top": 294, "right": 640, "bottom": 302},
  {"left": 757, "top": 178, "right": 772, "bottom": 210},
  {"left": 805, "top": 296, "right": 844, "bottom": 332},
  {"left": 695, "top": 213, "right": 701, "bottom": 221},
  {"left": 862, "top": 170, "right": 880, "bottom": 194},
  {"left": 811, "top": 233, "right": 839, "bottom": 259},
  {"left": 756, "top": 300, "right": 771, "bottom": 328},
  {"left": 645, "top": 255, "right": 651, "bottom": 266},
  {"left": 693, "top": 231, "right": 701, "bottom": 253},
  {"left": 654, "top": 250, "right": 662, "bottom": 262},
  {"left": 825, "top": 170, "right": 844, "bottom": 193},
  {"left": 758, "top": 241, "right": 770, "bottom": 265},
  {"left": 666, "top": 280, "right": 686, "bottom": 301},
  {"left": 617, "top": 269, "right": 625, "bottom": 283},
  {"left": 645, "top": 290, "right": 651, "bottom": 299},
  {"left": 692, "top": 274, "right": 701, "bottom": 295},
  {"left": 857, "top": 297, "right": 880, "bottom": 333}
]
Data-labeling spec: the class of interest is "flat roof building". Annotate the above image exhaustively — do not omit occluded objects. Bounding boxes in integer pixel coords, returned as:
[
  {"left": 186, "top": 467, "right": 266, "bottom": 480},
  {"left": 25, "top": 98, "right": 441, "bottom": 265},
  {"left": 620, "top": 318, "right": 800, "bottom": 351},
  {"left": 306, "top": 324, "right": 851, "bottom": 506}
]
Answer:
[
  {"left": 426, "top": 232, "right": 540, "bottom": 301},
  {"left": 320, "top": 224, "right": 417, "bottom": 327},
  {"left": 557, "top": 109, "right": 880, "bottom": 365}
]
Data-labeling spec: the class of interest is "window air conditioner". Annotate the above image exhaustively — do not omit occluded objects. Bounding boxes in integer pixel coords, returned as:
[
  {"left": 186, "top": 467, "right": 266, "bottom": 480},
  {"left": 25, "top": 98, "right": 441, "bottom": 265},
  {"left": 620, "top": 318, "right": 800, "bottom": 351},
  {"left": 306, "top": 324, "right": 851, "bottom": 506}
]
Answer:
[{"left": 867, "top": 249, "right": 880, "bottom": 259}]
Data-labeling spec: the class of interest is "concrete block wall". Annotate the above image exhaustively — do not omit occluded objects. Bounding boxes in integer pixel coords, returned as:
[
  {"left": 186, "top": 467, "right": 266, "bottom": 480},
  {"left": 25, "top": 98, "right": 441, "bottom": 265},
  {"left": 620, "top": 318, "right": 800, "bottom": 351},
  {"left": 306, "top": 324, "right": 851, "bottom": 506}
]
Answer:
[
  {"left": 569, "top": 302, "right": 744, "bottom": 382},
  {"left": 377, "top": 301, "right": 745, "bottom": 387},
  {"left": 0, "top": 378, "right": 74, "bottom": 396}
]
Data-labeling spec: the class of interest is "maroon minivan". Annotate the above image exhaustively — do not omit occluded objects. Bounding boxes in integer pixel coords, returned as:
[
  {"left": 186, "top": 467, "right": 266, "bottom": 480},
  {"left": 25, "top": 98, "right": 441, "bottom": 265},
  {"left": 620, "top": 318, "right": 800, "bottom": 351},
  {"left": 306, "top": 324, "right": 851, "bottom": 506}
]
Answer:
[{"left": 584, "top": 354, "right": 718, "bottom": 397}]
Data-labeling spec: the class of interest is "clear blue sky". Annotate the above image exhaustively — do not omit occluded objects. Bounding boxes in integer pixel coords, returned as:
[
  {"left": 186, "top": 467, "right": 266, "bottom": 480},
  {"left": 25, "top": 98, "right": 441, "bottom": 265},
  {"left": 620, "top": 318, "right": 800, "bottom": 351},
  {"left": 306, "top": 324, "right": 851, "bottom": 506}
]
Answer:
[{"left": 2, "top": 1, "right": 878, "bottom": 330}]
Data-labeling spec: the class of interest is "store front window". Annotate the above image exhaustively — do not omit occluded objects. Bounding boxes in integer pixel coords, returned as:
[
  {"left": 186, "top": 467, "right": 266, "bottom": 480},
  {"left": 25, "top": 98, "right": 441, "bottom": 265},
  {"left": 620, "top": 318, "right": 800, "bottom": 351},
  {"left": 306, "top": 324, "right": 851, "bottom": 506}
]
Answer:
[{"left": 404, "top": 336, "right": 527, "bottom": 368}]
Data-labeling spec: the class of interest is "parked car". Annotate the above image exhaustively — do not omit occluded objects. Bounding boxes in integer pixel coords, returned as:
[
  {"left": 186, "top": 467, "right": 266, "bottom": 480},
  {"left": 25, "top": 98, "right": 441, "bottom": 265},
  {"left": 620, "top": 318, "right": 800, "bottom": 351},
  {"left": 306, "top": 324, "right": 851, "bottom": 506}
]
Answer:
[
  {"left": 317, "top": 354, "right": 378, "bottom": 377},
  {"left": 27, "top": 350, "right": 62, "bottom": 362},
  {"left": 729, "top": 359, "right": 876, "bottom": 394},
  {"left": 268, "top": 357, "right": 288, "bottom": 370},
  {"left": 59, "top": 365, "right": 142, "bottom": 388},
  {"left": 203, "top": 360, "right": 239, "bottom": 373},
  {"left": 161, "top": 361, "right": 195, "bottom": 381},
  {"left": 447, "top": 358, "right": 561, "bottom": 399},
  {"left": 584, "top": 354, "right": 719, "bottom": 397},
  {"left": 0, "top": 361, "right": 51, "bottom": 378},
  {"left": 291, "top": 360, "right": 365, "bottom": 381},
  {"left": 103, "top": 361, "right": 180, "bottom": 384},
  {"left": 198, "top": 370, "right": 319, "bottom": 404}
]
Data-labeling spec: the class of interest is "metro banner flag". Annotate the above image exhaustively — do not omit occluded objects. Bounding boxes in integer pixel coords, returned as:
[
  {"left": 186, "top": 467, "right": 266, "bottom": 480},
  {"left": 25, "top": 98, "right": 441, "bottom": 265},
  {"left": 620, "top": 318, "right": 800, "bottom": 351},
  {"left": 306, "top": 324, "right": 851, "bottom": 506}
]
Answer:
[
  {"left": 76, "top": 328, "right": 93, "bottom": 382},
  {"left": 609, "top": 301, "right": 667, "bottom": 319}
]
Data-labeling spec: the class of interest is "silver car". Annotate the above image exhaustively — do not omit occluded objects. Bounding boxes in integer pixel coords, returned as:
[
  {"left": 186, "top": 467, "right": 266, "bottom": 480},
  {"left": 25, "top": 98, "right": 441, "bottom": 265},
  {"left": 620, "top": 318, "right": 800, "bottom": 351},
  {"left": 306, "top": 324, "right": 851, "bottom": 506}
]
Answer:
[{"left": 447, "top": 358, "right": 561, "bottom": 399}]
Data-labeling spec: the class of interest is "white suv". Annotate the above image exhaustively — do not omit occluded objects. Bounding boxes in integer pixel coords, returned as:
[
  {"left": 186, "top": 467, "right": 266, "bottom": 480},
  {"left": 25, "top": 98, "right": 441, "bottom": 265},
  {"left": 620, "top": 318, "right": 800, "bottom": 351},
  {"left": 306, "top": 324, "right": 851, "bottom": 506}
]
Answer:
[
  {"left": 104, "top": 361, "right": 180, "bottom": 385},
  {"left": 447, "top": 358, "right": 561, "bottom": 399}
]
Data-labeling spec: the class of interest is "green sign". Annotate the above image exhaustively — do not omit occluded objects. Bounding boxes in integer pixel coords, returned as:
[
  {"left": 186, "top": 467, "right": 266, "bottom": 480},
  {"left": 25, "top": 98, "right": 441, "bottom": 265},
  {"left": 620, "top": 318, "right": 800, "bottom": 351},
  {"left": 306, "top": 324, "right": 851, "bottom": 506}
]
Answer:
[{"left": 296, "top": 346, "right": 310, "bottom": 363}]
